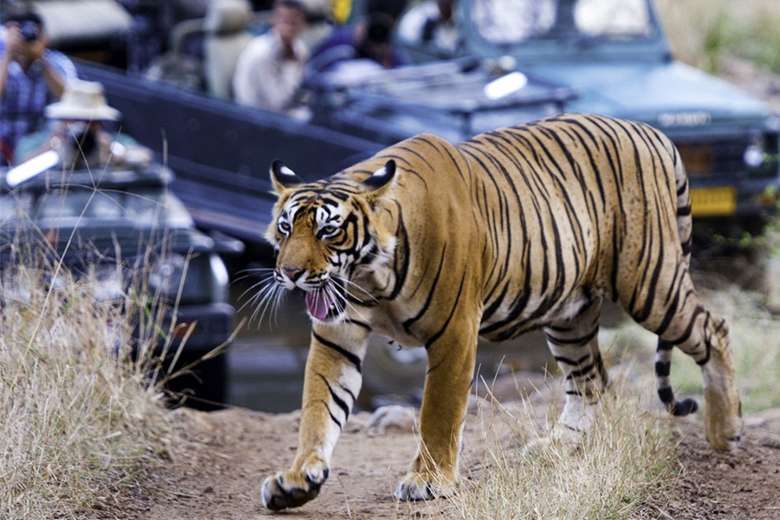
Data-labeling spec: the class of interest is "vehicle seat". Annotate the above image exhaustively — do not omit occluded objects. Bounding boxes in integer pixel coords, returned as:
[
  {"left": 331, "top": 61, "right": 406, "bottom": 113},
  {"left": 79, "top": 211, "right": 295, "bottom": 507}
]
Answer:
[
  {"left": 144, "top": 18, "right": 206, "bottom": 91},
  {"left": 204, "top": 0, "right": 255, "bottom": 99}
]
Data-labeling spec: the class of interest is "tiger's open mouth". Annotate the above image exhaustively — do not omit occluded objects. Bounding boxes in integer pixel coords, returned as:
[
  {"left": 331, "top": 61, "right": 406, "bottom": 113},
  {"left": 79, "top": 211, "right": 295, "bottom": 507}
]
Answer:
[
  {"left": 303, "top": 279, "right": 346, "bottom": 321},
  {"left": 305, "top": 291, "right": 337, "bottom": 321}
]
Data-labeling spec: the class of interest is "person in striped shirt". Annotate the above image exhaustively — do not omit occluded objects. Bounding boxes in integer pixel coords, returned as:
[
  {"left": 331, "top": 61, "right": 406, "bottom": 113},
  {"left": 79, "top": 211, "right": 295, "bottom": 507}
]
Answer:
[{"left": 0, "top": 10, "right": 76, "bottom": 165}]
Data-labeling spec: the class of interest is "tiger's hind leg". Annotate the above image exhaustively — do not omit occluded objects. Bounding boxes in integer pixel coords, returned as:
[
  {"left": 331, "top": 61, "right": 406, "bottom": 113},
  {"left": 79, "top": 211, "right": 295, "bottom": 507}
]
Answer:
[
  {"left": 633, "top": 270, "right": 742, "bottom": 451},
  {"left": 543, "top": 297, "right": 608, "bottom": 439}
]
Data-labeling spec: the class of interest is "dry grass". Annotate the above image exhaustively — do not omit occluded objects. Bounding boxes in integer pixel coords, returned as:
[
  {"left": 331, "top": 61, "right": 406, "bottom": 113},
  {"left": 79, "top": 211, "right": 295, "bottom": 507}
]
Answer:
[
  {"left": 0, "top": 263, "right": 175, "bottom": 519},
  {"left": 447, "top": 377, "right": 676, "bottom": 519},
  {"left": 656, "top": 0, "right": 780, "bottom": 74}
]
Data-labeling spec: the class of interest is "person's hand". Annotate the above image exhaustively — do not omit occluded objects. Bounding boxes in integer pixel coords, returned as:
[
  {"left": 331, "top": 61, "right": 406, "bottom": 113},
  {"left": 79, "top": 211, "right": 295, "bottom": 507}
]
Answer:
[{"left": 3, "top": 25, "right": 24, "bottom": 61}]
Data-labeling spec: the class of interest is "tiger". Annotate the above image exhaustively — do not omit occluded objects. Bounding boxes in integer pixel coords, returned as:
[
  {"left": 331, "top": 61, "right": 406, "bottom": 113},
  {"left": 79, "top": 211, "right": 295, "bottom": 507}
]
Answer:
[{"left": 259, "top": 114, "right": 742, "bottom": 511}]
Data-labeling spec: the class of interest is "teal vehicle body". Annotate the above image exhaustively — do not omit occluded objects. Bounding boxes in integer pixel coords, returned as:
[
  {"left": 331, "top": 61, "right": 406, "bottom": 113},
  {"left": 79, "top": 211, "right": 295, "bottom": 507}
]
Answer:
[
  {"left": 394, "top": 0, "right": 780, "bottom": 223},
  {"left": 530, "top": 62, "right": 767, "bottom": 128}
]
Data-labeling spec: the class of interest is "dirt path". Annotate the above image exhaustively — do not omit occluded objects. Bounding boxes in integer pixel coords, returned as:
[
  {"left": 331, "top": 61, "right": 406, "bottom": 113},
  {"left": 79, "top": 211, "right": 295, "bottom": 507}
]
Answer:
[
  {"left": 661, "top": 411, "right": 780, "bottom": 520},
  {"left": 108, "top": 397, "right": 780, "bottom": 520},
  {"left": 124, "top": 408, "right": 450, "bottom": 520}
]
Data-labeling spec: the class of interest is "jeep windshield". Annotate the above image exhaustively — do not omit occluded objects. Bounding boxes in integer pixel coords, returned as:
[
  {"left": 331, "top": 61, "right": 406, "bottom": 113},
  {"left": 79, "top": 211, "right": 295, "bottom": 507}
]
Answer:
[{"left": 466, "top": 0, "right": 665, "bottom": 61}]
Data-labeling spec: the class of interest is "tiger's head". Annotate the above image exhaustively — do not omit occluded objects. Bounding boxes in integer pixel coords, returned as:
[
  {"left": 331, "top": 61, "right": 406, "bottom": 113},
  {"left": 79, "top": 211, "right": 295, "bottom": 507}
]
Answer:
[{"left": 264, "top": 159, "right": 397, "bottom": 322}]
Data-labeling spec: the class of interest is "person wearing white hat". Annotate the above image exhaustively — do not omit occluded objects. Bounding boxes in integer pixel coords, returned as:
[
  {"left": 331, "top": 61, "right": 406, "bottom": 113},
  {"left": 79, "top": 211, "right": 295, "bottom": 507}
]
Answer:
[
  {"left": 15, "top": 79, "right": 150, "bottom": 170},
  {"left": 44, "top": 78, "right": 121, "bottom": 122}
]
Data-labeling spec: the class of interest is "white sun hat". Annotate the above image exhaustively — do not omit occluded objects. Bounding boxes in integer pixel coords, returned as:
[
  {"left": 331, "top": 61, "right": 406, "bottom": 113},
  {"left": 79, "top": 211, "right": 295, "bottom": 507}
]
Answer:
[{"left": 45, "top": 79, "right": 121, "bottom": 121}]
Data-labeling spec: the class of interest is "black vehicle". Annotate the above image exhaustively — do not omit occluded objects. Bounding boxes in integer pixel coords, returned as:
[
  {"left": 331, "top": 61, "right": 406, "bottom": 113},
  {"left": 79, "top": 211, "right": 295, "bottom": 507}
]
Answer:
[
  {"left": 76, "top": 59, "right": 573, "bottom": 246},
  {"left": 0, "top": 160, "right": 238, "bottom": 409}
]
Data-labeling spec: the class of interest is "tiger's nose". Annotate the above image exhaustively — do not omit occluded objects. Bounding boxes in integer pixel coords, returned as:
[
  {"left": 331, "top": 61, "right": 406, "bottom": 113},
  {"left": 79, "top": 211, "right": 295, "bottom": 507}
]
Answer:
[{"left": 282, "top": 267, "right": 305, "bottom": 282}]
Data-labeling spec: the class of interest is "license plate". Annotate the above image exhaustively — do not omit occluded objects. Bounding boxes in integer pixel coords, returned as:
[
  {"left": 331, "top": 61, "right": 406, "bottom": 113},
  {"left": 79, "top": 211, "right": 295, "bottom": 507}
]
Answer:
[{"left": 690, "top": 186, "right": 736, "bottom": 217}]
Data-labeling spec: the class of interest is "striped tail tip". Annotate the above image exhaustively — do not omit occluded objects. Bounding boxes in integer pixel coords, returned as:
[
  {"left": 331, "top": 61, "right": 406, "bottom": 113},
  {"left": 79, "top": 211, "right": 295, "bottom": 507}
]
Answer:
[
  {"left": 671, "top": 397, "right": 698, "bottom": 417},
  {"left": 658, "top": 386, "right": 699, "bottom": 417}
]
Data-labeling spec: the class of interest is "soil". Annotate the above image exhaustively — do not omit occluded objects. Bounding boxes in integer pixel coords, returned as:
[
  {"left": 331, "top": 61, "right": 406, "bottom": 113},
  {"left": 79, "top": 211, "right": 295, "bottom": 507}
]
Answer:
[
  {"left": 118, "top": 407, "right": 451, "bottom": 520},
  {"left": 104, "top": 386, "right": 780, "bottom": 520},
  {"left": 659, "top": 411, "right": 780, "bottom": 520}
]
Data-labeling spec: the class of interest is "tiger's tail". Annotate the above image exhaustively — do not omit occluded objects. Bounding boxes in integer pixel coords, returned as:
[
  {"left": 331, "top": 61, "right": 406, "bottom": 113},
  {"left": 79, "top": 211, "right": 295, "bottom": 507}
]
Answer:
[{"left": 654, "top": 145, "right": 699, "bottom": 417}]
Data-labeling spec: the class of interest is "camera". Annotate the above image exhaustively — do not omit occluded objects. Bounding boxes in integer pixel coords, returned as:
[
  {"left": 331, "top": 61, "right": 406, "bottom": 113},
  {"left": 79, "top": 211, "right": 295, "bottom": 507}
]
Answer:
[{"left": 19, "top": 21, "right": 41, "bottom": 42}]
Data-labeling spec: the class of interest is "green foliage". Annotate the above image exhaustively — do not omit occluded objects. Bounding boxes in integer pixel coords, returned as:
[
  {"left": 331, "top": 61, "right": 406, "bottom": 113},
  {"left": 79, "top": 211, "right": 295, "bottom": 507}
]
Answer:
[{"left": 657, "top": 0, "right": 780, "bottom": 74}]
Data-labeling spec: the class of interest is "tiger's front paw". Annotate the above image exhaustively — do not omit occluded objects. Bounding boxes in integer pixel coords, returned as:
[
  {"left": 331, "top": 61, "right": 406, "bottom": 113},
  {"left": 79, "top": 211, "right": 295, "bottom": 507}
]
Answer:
[
  {"left": 260, "top": 454, "right": 330, "bottom": 511},
  {"left": 393, "top": 471, "right": 455, "bottom": 502}
]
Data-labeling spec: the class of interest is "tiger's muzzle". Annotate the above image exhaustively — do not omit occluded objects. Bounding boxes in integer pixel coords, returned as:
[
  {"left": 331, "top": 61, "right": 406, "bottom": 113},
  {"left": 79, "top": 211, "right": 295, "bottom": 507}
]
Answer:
[{"left": 274, "top": 268, "right": 346, "bottom": 322}]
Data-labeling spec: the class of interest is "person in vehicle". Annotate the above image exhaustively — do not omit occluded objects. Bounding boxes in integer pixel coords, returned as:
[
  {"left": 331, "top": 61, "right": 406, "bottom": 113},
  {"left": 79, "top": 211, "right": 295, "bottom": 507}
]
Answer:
[
  {"left": 0, "top": 10, "right": 76, "bottom": 166},
  {"left": 397, "top": 0, "right": 458, "bottom": 54},
  {"left": 233, "top": 0, "right": 309, "bottom": 114},
  {"left": 307, "top": 0, "right": 407, "bottom": 75},
  {"left": 15, "top": 79, "right": 150, "bottom": 171}
]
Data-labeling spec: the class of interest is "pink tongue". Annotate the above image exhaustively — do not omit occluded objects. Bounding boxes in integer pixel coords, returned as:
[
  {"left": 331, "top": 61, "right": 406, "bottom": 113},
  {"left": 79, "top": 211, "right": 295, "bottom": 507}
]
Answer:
[{"left": 305, "top": 291, "right": 331, "bottom": 320}]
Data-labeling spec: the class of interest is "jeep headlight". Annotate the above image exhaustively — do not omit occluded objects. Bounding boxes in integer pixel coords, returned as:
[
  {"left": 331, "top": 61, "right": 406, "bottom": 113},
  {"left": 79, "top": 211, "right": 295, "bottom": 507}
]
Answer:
[
  {"left": 92, "top": 266, "right": 125, "bottom": 302},
  {"left": 148, "top": 252, "right": 229, "bottom": 305},
  {"left": 208, "top": 253, "right": 229, "bottom": 304},
  {"left": 148, "top": 254, "right": 188, "bottom": 302},
  {"left": 743, "top": 127, "right": 779, "bottom": 171},
  {"left": 744, "top": 143, "right": 765, "bottom": 169}
]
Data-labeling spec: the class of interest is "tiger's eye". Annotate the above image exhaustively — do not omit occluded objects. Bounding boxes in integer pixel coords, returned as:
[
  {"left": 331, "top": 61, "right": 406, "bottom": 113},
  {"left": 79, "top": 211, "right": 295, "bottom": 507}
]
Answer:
[{"left": 319, "top": 225, "right": 339, "bottom": 238}]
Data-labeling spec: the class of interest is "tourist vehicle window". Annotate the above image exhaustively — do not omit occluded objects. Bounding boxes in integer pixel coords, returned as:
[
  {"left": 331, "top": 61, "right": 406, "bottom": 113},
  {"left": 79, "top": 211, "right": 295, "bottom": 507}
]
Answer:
[{"left": 471, "top": 0, "right": 652, "bottom": 45}]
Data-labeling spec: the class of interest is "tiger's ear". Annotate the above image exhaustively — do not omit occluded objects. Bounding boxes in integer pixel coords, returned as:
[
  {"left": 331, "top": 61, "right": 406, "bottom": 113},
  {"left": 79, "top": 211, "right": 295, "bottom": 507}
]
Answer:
[
  {"left": 270, "top": 159, "right": 303, "bottom": 195},
  {"left": 362, "top": 160, "right": 396, "bottom": 196}
]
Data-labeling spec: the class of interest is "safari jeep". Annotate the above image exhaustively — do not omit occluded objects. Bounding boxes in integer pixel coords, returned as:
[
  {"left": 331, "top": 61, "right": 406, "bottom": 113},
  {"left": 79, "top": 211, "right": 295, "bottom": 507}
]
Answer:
[{"left": 389, "top": 0, "right": 780, "bottom": 230}]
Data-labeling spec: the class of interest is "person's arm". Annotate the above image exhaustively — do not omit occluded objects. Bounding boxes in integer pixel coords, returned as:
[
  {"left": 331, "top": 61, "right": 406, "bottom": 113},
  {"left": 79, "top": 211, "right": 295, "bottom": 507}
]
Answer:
[
  {"left": 33, "top": 48, "right": 75, "bottom": 100},
  {"left": 0, "top": 26, "right": 23, "bottom": 99},
  {"left": 0, "top": 52, "right": 11, "bottom": 99},
  {"left": 40, "top": 56, "right": 66, "bottom": 98},
  {"left": 233, "top": 42, "right": 258, "bottom": 106}
]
